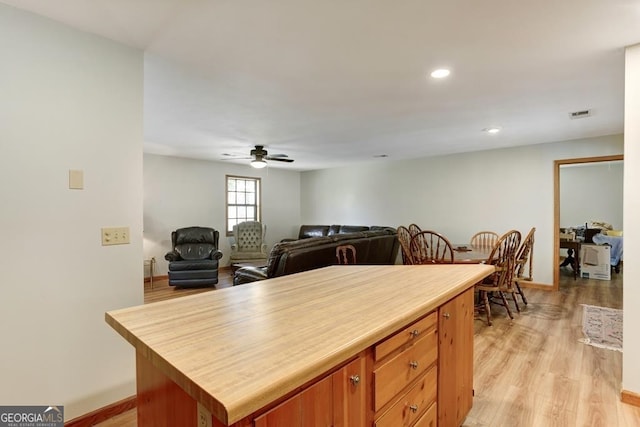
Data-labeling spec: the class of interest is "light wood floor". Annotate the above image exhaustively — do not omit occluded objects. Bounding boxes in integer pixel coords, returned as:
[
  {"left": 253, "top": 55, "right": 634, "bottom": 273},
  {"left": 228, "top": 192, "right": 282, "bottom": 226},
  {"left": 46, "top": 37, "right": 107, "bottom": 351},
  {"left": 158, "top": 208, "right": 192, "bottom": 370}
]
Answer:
[
  {"left": 465, "top": 268, "right": 640, "bottom": 426},
  {"left": 98, "top": 267, "right": 640, "bottom": 426}
]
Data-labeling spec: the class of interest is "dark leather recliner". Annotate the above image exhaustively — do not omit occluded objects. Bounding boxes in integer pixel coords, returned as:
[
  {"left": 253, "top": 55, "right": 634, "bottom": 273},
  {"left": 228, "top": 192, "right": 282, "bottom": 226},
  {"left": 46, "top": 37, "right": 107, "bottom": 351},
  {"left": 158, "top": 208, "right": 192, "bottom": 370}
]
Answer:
[{"left": 164, "top": 226, "right": 223, "bottom": 287}]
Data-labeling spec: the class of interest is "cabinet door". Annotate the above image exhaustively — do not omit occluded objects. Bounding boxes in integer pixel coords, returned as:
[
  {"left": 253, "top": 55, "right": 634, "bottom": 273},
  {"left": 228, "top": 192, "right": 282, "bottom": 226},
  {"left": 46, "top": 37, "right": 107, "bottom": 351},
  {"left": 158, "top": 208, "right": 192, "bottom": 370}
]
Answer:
[
  {"left": 254, "top": 375, "right": 333, "bottom": 427},
  {"left": 332, "top": 356, "right": 368, "bottom": 426},
  {"left": 438, "top": 287, "right": 474, "bottom": 427}
]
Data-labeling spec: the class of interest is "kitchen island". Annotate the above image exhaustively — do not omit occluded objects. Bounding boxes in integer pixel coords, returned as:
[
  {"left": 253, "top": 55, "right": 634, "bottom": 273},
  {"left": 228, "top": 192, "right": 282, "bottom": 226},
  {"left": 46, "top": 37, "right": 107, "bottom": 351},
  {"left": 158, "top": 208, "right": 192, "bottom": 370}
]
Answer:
[{"left": 106, "top": 264, "right": 493, "bottom": 426}]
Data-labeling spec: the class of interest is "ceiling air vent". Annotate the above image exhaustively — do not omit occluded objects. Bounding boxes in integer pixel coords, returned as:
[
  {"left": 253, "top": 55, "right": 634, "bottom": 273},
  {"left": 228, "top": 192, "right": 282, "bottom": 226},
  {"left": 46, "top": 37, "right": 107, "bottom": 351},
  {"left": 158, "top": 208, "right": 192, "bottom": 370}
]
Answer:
[{"left": 569, "top": 109, "right": 592, "bottom": 119}]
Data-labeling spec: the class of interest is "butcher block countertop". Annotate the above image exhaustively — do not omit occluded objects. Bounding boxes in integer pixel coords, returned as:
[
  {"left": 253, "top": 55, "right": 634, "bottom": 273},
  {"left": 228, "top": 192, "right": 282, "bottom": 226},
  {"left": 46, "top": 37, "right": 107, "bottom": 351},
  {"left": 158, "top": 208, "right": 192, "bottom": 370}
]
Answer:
[{"left": 105, "top": 264, "right": 493, "bottom": 425}]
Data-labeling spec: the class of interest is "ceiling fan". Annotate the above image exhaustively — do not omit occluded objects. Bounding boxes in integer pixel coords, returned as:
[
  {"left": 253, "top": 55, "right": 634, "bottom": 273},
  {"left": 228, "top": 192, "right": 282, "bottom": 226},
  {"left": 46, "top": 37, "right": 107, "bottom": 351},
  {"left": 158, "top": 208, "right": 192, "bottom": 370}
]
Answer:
[{"left": 223, "top": 145, "right": 295, "bottom": 168}]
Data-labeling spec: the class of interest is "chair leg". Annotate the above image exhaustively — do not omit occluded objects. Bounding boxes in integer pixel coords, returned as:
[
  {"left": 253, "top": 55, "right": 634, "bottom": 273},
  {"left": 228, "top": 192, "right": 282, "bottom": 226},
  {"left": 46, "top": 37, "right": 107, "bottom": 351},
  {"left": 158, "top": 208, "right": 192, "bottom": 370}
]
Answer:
[
  {"left": 482, "top": 291, "right": 492, "bottom": 326},
  {"left": 511, "top": 292, "right": 521, "bottom": 313},
  {"left": 499, "top": 291, "right": 514, "bottom": 320},
  {"left": 515, "top": 281, "right": 528, "bottom": 305}
]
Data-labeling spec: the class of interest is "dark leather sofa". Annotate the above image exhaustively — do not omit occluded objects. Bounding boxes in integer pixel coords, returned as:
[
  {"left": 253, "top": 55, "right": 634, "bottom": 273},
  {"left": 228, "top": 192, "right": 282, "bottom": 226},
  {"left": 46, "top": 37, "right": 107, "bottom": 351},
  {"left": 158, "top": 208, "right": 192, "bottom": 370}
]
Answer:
[
  {"left": 234, "top": 227, "right": 399, "bottom": 286},
  {"left": 282, "top": 224, "right": 372, "bottom": 241}
]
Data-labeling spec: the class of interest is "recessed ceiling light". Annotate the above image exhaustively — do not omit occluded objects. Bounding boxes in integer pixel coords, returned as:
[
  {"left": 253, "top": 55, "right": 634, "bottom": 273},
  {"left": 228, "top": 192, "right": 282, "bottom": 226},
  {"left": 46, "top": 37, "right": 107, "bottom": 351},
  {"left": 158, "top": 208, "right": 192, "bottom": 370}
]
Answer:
[
  {"left": 483, "top": 127, "right": 502, "bottom": 134},
  {"left": 430, "top": 69, "right": 450, "bottom": 79}
]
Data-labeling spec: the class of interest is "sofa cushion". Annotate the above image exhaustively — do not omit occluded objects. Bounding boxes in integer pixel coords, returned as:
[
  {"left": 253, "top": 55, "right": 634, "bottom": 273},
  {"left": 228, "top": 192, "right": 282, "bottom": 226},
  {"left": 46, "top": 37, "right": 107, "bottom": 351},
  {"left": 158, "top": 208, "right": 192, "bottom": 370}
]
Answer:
[
  {"left": 175, "top": 243, "right": 216, "bottom": 260},
  {"left": 298, "top": 225, "right": 331, "bottom": 239},
  {"left": 337, "top": 225, "right": 370, "bottom": 234}
]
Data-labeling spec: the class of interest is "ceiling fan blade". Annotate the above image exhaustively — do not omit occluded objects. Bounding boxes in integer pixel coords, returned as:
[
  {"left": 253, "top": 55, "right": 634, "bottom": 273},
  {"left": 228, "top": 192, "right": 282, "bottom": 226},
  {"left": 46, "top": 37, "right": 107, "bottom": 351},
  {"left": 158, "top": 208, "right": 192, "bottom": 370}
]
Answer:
[
  {"left": 221, "top": 154, "right": 252, "bottom": 160},
  {"left": 266, "top": 156, "right": 294, "bottom": 163},
  {"left": 267, "top": 153, "right": 289, "bottom": 158}
]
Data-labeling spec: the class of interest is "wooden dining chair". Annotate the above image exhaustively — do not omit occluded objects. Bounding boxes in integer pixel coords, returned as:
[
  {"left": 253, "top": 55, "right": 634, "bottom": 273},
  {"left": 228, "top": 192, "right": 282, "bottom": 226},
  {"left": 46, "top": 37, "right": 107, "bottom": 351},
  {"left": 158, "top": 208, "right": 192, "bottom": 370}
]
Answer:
[
  {"left": 513, "top": 227, "right": 535, "bottom": 306},
  {"left": 396, "top": 226, "right": 413, "bottom": 265},
  {"left": 336, "top": 244, "right": 356, "bottom": 265},
  {"left": 470, "top": 231, "right": 499, "bottom": 248},
  {"left": 408, "top": 223, "right": 422, "bottom": 237},
  {"left": 409, "top": 230, "right": 454, "bottom": 264},
  {"left": 475, "top": 230, "right": 521, "bottom": 325}
]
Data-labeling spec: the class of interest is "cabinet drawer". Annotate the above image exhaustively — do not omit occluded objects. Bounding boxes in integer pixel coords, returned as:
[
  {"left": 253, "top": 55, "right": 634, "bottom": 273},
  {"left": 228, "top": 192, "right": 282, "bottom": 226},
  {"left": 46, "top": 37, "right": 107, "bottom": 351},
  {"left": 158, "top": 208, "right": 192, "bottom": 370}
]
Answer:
[
  {"left": 375, "top": 366, "right": 437, "bottom": 427},
  {"left": 375, "top": 312, "right": 437, "bottom": 362},
  {"left": 413, "top": 402, "right": 437, "bottom": 427},
  {"left": 373, "top": 328, "right": 437, "bottom": 410}
]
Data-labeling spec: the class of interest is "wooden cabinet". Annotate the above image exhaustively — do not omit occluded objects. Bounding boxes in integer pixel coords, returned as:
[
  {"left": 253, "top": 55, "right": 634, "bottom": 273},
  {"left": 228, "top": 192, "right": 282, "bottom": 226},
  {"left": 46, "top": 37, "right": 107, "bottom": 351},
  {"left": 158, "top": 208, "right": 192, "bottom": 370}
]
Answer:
[
  {"left": 438, "top": 287, "right": 474, "bottom": 427},
  {"left": 374, "top": 366, "right": 437, "bottom": 427},
  {"left": 373, "top": 312, "right": 438, "bottom": 427},
  {"left": 254, "top": 375, "right": 333, "bottom": 426},
  {"left": 134, "top": 288, "right": 474, "bottom": 427},
  {"left": 254, "top": 356, "right": 368, "bottom": 427},
  {"left": 106, "top": 265, "right": 492, "bottom": 427},
  {"left": 332, "top": 356, "right": 369, "bottom": 426},
  {"left": 413, "top": 401, "right": 437, "bottom": 427}
]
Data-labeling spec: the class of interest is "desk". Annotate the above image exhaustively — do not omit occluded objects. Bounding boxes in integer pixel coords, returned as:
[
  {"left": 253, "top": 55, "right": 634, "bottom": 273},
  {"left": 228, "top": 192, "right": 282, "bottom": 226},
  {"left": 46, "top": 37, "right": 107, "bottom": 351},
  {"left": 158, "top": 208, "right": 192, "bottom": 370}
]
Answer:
[
  {"left": 452, "top": 245, "right": 492, "bottom": 264},
  {"left": 559, "top": 240, "right": 581, "bottom": 280},
  {"left": 106, "top": 265, "right": 494, "bottom": 426}
]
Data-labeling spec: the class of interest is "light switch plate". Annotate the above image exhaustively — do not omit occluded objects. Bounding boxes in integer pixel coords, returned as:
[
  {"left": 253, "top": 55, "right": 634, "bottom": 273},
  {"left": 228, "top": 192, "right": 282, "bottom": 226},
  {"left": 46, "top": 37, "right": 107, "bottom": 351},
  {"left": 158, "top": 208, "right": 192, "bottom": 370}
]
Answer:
[
  {"left": 101, "top": 227, "right": 130, "bottom": 246},
  {"left": 69, "top": 169, "right": 84, "bottom": 189}
]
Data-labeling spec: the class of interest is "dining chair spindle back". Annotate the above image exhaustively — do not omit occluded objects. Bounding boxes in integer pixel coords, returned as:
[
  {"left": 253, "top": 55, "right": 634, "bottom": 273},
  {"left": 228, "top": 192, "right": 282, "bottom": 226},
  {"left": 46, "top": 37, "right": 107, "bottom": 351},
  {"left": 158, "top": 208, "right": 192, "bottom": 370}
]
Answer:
[
  {"left": 336, "top": 244, "right": 357, "bottom": 265},
  {"left": 513, "top": 227, "right": 535, "bottom": 305},
  {"left": 410, "top": 231, "right": 455, "bottom": 264},
  {"left": 475, "top": 229, "right": 522, "bottom": 325},
  {"left": 408, "top": 223, "right": 422, "bottom": 237},
  {"left": 396, "top": 226, "right": 414, "bottom": 265},
  {"left": 470, "top": 231, "right": 499, "bottom": 248}
]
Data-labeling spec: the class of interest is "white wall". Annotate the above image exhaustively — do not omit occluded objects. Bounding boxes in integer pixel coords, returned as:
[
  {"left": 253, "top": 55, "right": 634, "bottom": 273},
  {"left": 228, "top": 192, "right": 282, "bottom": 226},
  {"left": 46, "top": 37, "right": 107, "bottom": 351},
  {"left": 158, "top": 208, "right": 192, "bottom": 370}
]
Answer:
[
  {"left": 0, "top": 5, "right": 143, "bottom": 420},
  {"left": 560, "top": 161, "right": 624, "bottom": 230},
  {"left": 301, "top": 134, "right": 623, "bottom": 285},
  {"left": 623, "top": 44, "right": 640, "bottom": 396},
  {"left": 143, "top": 153, "right": 301, "bottom": 274}
]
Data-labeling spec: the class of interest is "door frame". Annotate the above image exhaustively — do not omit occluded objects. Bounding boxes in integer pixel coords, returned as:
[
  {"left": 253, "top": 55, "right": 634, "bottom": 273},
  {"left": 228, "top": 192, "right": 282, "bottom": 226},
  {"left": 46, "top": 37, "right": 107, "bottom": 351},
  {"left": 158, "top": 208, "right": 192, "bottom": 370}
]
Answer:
[{"left": 553, "top": 154, "right": 624, "bottom": 290}]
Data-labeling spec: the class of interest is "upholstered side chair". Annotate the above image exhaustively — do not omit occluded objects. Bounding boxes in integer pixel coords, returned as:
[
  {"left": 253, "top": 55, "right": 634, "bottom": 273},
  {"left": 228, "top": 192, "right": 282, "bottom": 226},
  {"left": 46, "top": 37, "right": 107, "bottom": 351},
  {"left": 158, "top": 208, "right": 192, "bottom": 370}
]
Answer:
[{"left": 229, "top": 221, "right": 268, "bottom": 265}]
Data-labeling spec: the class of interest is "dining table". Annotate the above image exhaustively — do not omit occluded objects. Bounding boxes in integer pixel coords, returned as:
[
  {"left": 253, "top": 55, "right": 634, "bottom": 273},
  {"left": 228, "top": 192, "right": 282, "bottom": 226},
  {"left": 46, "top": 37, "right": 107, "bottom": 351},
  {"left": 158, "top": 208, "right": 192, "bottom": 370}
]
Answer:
[
  {"left": 451, "top": 244, "right": 493, "bottom": 264},
  {"left": 559, "top": 239, "right": 581, "bottom": 279}
]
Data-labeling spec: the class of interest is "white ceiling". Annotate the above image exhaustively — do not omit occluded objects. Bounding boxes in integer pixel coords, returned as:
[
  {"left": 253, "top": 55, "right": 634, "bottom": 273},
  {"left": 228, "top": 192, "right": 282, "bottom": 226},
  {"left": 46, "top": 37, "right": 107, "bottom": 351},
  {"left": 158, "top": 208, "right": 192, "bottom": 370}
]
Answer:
[{"left": 3, "top": 0, "right": 639, "bottom": 170}]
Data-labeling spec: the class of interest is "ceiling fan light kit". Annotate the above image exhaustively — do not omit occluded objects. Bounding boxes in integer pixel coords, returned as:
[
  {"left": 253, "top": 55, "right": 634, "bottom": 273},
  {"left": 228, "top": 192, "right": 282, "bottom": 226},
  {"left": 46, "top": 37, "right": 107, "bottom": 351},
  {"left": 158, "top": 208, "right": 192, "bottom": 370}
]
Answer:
[{"left": 251, "top": 158, "right": 267, "bottom": 169}]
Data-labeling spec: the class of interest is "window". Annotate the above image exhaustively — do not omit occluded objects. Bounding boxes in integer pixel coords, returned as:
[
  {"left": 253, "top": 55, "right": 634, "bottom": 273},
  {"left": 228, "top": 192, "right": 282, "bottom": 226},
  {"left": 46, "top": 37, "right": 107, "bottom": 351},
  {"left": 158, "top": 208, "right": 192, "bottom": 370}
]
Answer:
[{"left": 226, "top": 175, "right": 261, "bottom": 235}]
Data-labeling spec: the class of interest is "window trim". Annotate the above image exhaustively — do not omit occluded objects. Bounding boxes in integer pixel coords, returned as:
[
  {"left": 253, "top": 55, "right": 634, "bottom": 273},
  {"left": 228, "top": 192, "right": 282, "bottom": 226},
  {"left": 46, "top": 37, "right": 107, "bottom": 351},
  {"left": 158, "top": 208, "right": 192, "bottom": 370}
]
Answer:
[{"left": 225, "top": 174, "right": 262, "bottom": 236}]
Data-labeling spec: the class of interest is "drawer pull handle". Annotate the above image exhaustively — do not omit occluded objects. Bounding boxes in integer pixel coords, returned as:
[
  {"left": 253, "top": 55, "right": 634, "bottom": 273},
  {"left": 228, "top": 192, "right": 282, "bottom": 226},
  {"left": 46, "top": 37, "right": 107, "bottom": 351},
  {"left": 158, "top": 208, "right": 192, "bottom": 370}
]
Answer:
[
  {"left": 409, "top": 329, "right": 420, "bottom": 338},
  {"left": 409, "top": 404, "right": 419, "bottom": 413},
  {"left": 409, "top": 361, "right": 419, "bottom": 370},
  {"left": 443, "top": 312, "right": 451, "bottom": 319},
  {"left": 349, "top": 375, "right": 360, "bottom": 386}
]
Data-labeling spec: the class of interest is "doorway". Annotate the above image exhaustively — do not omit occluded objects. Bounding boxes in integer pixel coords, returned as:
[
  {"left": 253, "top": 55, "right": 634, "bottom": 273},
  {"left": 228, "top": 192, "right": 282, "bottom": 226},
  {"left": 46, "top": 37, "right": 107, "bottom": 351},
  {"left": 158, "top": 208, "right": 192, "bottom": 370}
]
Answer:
[{"left": 553, "top": 154, "right": 624, "bottom": 290}]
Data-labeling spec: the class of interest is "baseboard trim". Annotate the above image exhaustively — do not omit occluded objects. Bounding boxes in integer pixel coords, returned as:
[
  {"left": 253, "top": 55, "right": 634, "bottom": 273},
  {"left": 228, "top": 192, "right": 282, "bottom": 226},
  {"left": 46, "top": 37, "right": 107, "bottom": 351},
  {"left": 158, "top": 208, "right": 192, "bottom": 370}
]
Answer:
[
  {"left": 65, "top": 395, "right": 136, "bottom": 426},
  {"left": 144, "top": 275, "right": 168, "bottom": 283},
  {"left": 621, "top": 389, "right": 640, "bottom": 407},
  {"left": 517, "top": 280, "right": 554, "bottom": 290}
]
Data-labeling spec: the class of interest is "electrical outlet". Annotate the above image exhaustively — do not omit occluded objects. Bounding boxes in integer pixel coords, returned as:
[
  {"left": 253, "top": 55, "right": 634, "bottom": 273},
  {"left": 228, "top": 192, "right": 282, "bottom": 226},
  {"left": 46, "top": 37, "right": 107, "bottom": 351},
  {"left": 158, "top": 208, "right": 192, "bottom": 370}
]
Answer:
[
  {"left": 197, "top": 402, "right": 212, "bottom": 427},
  {"left": 101, "top": 227, "right": 130, "bottom": 246}
]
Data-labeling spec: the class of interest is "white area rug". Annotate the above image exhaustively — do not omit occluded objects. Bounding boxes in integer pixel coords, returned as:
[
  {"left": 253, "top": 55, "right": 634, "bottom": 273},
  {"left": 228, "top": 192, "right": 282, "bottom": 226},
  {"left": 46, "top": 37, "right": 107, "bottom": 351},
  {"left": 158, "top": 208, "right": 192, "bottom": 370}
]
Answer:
[{"left": 580, "top": 304, "right": 623, "bottom": 352}]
